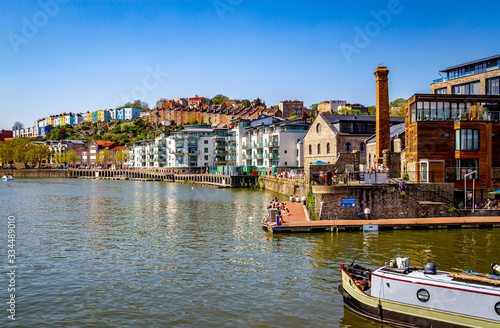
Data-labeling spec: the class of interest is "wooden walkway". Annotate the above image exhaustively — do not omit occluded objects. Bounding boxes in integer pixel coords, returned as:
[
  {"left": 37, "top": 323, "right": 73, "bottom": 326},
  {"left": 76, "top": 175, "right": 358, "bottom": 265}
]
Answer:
[{"left": 262, "top": 203, "right": 500, "bottom": 233}]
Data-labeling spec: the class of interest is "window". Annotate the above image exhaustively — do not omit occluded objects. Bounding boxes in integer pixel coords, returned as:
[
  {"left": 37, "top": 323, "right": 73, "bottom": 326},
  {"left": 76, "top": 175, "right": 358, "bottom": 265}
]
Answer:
[
  {"left": 316, "top": 123, "right": 321, "bottom": 134},
  {"left": 284, "top": 162, "right": 288, "bottom": 165},
  {"left": 309, "top": 145, "right": 312, "bottom": 155},
  {"left": 417, "top": 289, "right": 430, "bottom": 303},
  {"left": 360, "top": 143, "right": 365, "bottom": 154},
  {"left": 435, "top": 87, "right": 447, "bottom": 94},
  {"left": 204, "top": 140, "right": 208, "bottom": 144},
  {"left": 204, "top": 148, "right": 208, "bottom": 153},
  {"left": 445, "top": 132, "right": 450, "bottom": 138},
  {"left": 204, "top": 155, "right": 208, "bottom": 160},
  {"left": 455, "top": 159, "right": 479, "bottom": 180},
  {"left": 317, "top": 144, "right": 321, "bottom": 154},
  {"left": 346, "top": 142, "right": 351, "bottom": 153},
  {"left": 455, "top": 129, "right": 479, "bottom": 150},
  {"left": 493, "top": 132, "right": 497, "bottom": 138},
  {"left": 452, "top": 81, "right": 480, "bottom": 95},
  {"left": 327, "top": 143, "right": 330, "bottom": 154},
  {"left": 284, "top": 150, "right": 287, "bottom": 154},
  {"left": 488, "top": 77, "right": 500, "bottom": 95}
]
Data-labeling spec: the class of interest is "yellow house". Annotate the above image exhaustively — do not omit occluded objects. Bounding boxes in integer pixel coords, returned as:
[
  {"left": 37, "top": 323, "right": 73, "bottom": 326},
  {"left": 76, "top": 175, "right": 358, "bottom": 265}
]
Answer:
[
  {"left": 98, "top": 110, "right": 103, "bottom": 121},
  {"left": 61, "top": 116, "right": 65, "bottom": 126},
  {"left": 87, "top": 112, "right": 93, "bottom": 121}
]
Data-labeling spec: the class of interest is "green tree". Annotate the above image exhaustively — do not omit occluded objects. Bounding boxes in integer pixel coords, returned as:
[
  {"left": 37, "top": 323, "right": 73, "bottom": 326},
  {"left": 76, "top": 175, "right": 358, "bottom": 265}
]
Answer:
[
  {"left": 65, "top": 150, "right": 80, "bottom": 168},
  {"left": 390, "top": 98, "right": 407, "bottom": 117},
  {"left": 97, "top": 149, "right": 112, "bottom": 166},
  {"left": 187, "top": 116, "right": 198, "bottom": 125},
  {"left": 212, "top": 94, "right": 229, "bottom": 105},
  {"left": 242, "top": 99, "right": 251, "bottom": 107},
  {"left": 114, "top": 149, "right": 130, "bottom": 164},
  {"left": 368, "top": 106, "right": 376, "bottom": 115},
  {"left": 288, "top": 113, "right": 298, "bottom": 120},
  {"left": 33, "top": 144, "right": 50, "bottom": 167},
  {"left": 254, "top": 98, "right": 262, "bottom": 107},
  {"left": 310, "top": 103, "right": 318, "bottom": 111}
]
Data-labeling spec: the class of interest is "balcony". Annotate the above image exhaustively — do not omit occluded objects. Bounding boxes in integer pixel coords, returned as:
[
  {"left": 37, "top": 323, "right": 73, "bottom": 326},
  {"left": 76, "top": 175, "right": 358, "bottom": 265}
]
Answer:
[
  {"left": 215, "top": 142, "right": 227, "bottom": 147},
  {"left": 174, "top": 148, "right": 187, "bottom": 154},
  {"left": 154, "top": 150, "right": 166, "bottom": 155},
  {"left": 187, "top": 141, "right": 198, "bottom": 147},
  {"left": 228, "top": 145, "right": 237, "bottom": 150},
  {"left": 188, "top": 162, "right": 198, "bottom": 167},
  {"left": 188, "top": 150, "right": 200, "bottom": 155},
  {"left": 226, "top": 136, "right": 236, "bottom": 141},
  {"left": 172, "top": 135, "right": 184, "bottom": 140},
  {"left": 214, "top": 150, "right": 227, "bottom": 155},
  {"left": 175, "top": 141, "right": 184, "bottom": 147},
  {"left": 268, "top": 141, "right": 279, "bottom": 147},
  {"left": 215, "top": 157, "right": 226, "bottom": 163},
  {"left": 228, "top": 155, "right": 237, "bottom": 160},
  {"left": 156, "top": 158, "right": 167, "bottom": 162},
  {"left": 256, "top": 154, "right": 263, "bottom": 159},
  {"left": 256, "top": 143, "right": 263, "bottom": 148},
  {"left": 156, "top": 143, "right": 166, "bottom": 147},
  {"left": 269, "top": 153, "right": 279, "bottom": 158},
  {"left": 187, "top": 134, "right": 199, "bottom": 139},
  {"left": 432, "top": 65, "right": 500, "bottom": 83}
]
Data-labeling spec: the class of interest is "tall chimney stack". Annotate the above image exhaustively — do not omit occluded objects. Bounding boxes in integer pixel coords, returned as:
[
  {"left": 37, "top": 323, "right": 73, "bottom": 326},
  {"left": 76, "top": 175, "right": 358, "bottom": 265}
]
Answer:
[{"left": 374, "top": 66, "right": 390, "bottom": 164}]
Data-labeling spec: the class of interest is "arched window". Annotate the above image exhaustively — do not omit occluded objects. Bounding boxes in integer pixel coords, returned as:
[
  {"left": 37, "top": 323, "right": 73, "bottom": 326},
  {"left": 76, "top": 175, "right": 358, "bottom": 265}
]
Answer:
[
  {"left": 316, "top": 123, "right": 322, "bottom": 134},
  {"left": 346, "top": 142, "right": 352, "bottom": 153},
  {"left": 317, "top": 144, "right": 321, "bottom": 155},
  {"left": 327, "top": 143, "right": 330, "bottom": 154},
  {"left": 309, "top": 145, "right": 312, "bottom": 155},
  {"left": 360, "top": 143, "right": 365, "bottom": 154}
]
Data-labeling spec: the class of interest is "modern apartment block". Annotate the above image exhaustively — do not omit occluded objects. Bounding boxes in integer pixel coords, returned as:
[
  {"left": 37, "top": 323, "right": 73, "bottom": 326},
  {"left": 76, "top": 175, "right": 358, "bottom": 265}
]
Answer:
[
  {"left": 166, "top": 125, "right": 229, "bottom": 168},
  {"left": 404, "top": 94, "right": 500, "bottom": 195},
  {"left": 240, "top": 117, "right": 309, "bottom": 168},
  {"left": 431, "top": 54, "right": 500, "bottom": 95},
  {"left": 131, "top": 135, "right": 168, "bottom": 168}
]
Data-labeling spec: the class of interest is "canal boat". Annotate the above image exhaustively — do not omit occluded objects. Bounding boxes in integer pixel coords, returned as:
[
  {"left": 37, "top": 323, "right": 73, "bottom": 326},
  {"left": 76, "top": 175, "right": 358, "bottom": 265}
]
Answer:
[
  {"left": 338, "top": 258, "right": 500, "bottom": 327},
  {"left": 2, "top": 174, "right": 13, "bottom": 181}
]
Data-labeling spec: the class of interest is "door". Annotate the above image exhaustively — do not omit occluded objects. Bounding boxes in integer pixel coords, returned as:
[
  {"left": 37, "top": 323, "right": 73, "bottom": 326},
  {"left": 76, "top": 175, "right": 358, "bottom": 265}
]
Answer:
[{"left": 421, "top": 162, "right": 428, "bottom": 183}]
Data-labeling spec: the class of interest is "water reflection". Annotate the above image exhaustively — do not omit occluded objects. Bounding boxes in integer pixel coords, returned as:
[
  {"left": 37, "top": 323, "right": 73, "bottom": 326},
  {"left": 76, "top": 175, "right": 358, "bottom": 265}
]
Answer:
[{"left": 0, "top": 179, "right": 499, "bottom": 327}]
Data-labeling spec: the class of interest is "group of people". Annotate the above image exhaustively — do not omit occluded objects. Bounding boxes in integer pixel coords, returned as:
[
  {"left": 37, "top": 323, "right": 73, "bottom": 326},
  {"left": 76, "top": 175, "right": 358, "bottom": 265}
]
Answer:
[
  {"left": 474, "top": 199, "right": 500, "bottom": 209},
  {"left": 266, "top": 197, "right": 290, "bottom": 224},
  {"left": 273, "top": 170, "right": 305, "bottom": 179},
  {"left": 366, "top": 164, "right": 390, "bottom": 174}
]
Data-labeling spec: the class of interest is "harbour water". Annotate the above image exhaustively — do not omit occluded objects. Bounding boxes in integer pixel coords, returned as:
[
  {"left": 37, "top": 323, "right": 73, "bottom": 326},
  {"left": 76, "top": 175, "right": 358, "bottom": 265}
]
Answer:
[{"left": 1, "top": 179, "right": 499, "bottom": 327}]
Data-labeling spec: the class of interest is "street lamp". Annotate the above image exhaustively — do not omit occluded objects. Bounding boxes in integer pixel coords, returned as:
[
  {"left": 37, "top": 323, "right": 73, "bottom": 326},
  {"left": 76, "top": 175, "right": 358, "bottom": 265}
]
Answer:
[{"left": 464, "top": 170, "right": 477, "bottom": 212}]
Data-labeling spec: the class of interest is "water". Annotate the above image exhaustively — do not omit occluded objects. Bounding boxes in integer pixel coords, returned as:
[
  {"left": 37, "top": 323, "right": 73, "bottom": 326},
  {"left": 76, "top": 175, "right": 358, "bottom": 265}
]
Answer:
[{"left": 0, "top": 179, "right": 499, "bottom": 327}]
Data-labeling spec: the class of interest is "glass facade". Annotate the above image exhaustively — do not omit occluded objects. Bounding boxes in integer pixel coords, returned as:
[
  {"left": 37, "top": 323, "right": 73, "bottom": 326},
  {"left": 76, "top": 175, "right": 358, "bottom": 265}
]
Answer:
[
  {"left": 410, "top": 101, "right": 499, "bottom": 123},
  {"left": 435, "top": 87, "right": 447, "bottom": 94}
]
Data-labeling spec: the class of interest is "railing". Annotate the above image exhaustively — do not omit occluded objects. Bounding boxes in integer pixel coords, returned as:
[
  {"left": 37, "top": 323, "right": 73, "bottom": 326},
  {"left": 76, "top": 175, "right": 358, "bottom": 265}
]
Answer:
[
  {"left": 188, "top": 150, "right": 199, "bottom": 154},
  {"left": 154, "top": 151, "right": 166, "bottom": 155},
  {"left": 256, "top": 143, "right": 263, "bottom": 148},
  {"left": 214, "top": 150, "right": 227, "bottom": 155},
  {"left": 156, "top": 158, "right": 166, "bottom": 162},
  {"left": 175, "top": 142, "right": 184, "bottom": 147},
  {"left": 256, "top": 154, "right": 263, "bottom": 159},
  {"left": 445, "top": 167, "right": 478, "bottom": 181},
  {"left": 187, "top": 134, "right": 199, "bottom": 139},
  {"left": 432, "top": 65, "right": 500, "bottom": 83},
  {"left": 228, "top": 145, "right": 236, "bottom": 150},
  {"left": 187, "top": 142, "right": 198, "bottom": 147},
  {"left": 226, "top": 136, "right": 236, "bottom": 141},
  {"left": 174, "top": 149, "right": 188, "bottom": 154},
  {"left": 156, "top": 143, "right": 166, "bottom": 147},
  {"left": 269, "top": 153, "right": 279, "bottom": 158},
  {"left": 268, "top": 141, "right": 279, "bottom": 147}
]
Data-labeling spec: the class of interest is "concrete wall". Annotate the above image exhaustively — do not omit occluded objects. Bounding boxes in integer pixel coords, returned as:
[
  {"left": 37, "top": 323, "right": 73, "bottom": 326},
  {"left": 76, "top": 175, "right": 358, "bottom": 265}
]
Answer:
[
  {"left": 0, "top": 169, "right": 69, "bottom": 178},
  {"left": 313, "top": 183, "right": 454, "bottom": 220}
]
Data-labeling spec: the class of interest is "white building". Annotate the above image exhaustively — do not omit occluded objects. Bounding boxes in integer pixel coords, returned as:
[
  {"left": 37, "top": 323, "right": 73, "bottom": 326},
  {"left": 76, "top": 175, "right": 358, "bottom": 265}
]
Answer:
[
  {"left": 131, "top": 134, "right": 168, "bottom": 168},
  {"left": 167, "top": 125, "right": 229, "bottom": 168},
  {"left": 240, "top": 117, "right": 309, "bottom": 168}
]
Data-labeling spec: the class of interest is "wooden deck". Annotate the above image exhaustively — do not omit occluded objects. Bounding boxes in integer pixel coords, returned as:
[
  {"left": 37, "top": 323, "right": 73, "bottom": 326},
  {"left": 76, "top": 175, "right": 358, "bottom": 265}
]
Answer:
[{"left": 262, "top": 202, "right": 500, "bottom": 233}]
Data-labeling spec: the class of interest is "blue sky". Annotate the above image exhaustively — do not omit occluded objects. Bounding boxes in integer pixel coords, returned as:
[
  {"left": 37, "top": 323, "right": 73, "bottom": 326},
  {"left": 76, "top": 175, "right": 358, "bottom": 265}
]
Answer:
[{"left": 1, "top": 0, "right": 500, "bottom": 130}]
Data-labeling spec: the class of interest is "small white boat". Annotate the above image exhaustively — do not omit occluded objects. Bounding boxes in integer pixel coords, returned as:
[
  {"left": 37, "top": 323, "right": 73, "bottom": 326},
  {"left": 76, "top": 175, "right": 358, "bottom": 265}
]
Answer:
[
  {"left": 2, "top": 174, "right": 13, "bottom": 181},
  {"left": 339, "top": 258, "right": 500, "bottom": 327}
]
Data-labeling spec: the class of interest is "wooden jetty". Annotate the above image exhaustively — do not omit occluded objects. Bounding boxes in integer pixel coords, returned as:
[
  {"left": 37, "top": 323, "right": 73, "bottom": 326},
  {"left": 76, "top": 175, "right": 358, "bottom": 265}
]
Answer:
[{"left": 262, "top": 202, "right": 500, "bottom": 233}]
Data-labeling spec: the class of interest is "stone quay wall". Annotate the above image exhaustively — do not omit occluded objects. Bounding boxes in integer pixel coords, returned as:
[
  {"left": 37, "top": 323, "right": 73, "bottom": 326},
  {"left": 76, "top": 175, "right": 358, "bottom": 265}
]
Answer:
[
  {"left": 0, "top": 169, "right": 69, "bottom": 178},
  {"left": 313, "top": 183, "right": 455, "bottom": 220},
  {"left": 260, "top": 176, "right": 309, "bottom": 199}
]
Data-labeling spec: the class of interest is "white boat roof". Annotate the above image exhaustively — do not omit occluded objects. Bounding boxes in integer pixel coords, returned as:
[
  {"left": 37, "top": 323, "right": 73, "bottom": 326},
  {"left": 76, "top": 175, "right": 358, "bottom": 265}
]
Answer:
[{"left": 372, "top": 266, "right": 500, "bottom": 296}]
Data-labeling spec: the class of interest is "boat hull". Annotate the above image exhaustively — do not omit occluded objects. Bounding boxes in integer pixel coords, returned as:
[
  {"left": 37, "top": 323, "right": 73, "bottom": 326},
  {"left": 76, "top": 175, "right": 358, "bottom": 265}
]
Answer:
[{"left": 339, "top": 264, "right": 499, "bottom": 328}]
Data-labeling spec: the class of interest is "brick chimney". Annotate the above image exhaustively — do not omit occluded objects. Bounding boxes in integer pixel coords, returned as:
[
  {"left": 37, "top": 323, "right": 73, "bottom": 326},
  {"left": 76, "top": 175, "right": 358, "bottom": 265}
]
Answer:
[{"left": 374, "top": 66, "right": 390, "bottom": 164}]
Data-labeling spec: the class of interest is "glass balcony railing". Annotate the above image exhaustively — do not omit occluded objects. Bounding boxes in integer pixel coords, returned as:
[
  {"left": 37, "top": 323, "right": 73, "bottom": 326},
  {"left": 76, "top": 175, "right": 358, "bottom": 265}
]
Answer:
[
  {"left": 268, "top": 141, "right": 279, "bottom": 147},
  {"left": 188, "top": 150, "right": 200, "bottom": 154},
  {"left": 269, "top": 153, "right": 279, "bottom": 158},
  {"left": 433, "top": 65, "right": 500, "bottom": 83}
]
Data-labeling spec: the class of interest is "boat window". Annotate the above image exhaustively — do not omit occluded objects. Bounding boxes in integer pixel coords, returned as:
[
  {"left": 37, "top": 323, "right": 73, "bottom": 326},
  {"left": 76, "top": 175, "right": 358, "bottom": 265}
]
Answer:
[
  {"left": 496, "top": 302, "right": 500, "bottom": 316},
  {"left": 416, "top": 289, "right": 430, "bottom": 302}
]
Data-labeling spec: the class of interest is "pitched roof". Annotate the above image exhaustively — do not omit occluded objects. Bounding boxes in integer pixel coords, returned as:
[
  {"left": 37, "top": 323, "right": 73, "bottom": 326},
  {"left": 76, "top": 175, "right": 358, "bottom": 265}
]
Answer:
[{"left": 365, "top": 122, "right": 406, "bottom": 144}]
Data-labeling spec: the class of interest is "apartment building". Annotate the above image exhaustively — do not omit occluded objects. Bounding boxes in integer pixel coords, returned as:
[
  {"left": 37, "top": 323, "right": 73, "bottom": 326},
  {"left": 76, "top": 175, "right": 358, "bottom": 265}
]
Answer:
[
  {"left": 167, "top": 125, "right": 229, "bottom": 168},
  {"left": 240, "top": 117, "right": 309, "bottom": 168},
  {"left": 131, "top": 135, "right": 168, "bottom": 168},
  {"left": 279, "top": 100, "right": 308, "bottom": 118},
  {"left": 431, "top": 54, "right": 500, "bottom": 95}
]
